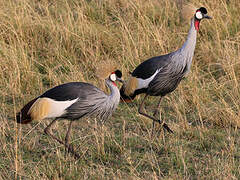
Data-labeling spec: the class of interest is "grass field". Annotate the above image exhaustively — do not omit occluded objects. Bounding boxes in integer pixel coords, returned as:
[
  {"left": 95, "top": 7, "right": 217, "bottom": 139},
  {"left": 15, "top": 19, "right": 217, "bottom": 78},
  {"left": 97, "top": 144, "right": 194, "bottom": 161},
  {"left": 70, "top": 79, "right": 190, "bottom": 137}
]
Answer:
[{"left": 0, "top": 0, "right": 240, "bottom": 179}]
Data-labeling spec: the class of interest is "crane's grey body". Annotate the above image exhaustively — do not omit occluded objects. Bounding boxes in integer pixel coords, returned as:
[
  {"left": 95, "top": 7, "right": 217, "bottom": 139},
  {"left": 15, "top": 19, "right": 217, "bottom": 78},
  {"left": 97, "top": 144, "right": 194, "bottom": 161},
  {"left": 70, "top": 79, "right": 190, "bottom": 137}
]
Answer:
[
  {"left": 131, "top": 18, "right": 197, "bottom": 97},
  {"left": 56, "top": 80, "right": 120, "bottom": 122}
]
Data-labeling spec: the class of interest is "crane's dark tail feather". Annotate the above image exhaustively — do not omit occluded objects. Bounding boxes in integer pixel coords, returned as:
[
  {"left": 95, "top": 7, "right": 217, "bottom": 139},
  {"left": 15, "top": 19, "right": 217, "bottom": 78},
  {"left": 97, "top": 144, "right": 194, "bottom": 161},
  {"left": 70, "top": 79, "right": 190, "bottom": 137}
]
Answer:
[
  {"left": 16, "top": 98, "right": 38, "bottom": 124},
  {"left": 16, "top": 112, "right": 32, "bottom": 124}
]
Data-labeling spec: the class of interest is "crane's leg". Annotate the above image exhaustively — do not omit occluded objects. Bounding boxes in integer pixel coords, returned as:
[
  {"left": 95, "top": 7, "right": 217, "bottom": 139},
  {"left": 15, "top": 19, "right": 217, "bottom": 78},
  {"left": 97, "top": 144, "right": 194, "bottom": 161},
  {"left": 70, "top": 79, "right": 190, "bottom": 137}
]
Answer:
[
  {"left": 44, "top": 119, "right": 80, "bottom": 159},
  {"left": 44, "top": 119, "right": 63, "bottom": 144},
  {"left": 65, "top": 121, "right": 74, "bottom": 154},
  {"left": 153, "top": 97, "right": 163, "bottom": 117},
  {"left": 138, "top": 94, "right": 173, "bottom": 133},
  {"left": 152, "top": 96, "right": 163, "bottom": 134}
]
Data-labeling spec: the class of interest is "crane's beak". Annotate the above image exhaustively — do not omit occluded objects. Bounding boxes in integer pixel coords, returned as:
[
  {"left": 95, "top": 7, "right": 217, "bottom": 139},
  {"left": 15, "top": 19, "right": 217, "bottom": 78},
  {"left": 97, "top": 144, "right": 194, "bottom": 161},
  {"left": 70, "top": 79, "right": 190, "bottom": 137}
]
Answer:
[
  {"left": 204, "top": 14, "right": 212, "bottom": 19},
  {"left": 116, "top": 77, "right": 124, "bottom": 84}
]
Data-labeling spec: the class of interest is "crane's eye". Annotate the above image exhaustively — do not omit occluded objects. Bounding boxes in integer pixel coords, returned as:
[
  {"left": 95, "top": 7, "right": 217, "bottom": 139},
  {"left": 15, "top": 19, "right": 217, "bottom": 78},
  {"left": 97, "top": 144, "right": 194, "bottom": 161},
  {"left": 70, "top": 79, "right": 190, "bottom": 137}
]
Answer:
[
  {"left": 195, "top": 11, "right": 203, "bottom": 20},
  {"left": 110, "top": 73, "right": 116, "bottom": 81}
]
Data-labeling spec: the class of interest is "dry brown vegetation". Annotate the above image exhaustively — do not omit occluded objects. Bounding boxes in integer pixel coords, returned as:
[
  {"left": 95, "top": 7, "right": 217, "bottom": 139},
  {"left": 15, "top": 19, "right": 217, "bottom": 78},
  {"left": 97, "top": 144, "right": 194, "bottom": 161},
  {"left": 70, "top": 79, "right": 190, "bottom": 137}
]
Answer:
[{"left": 0, "top": 0, "right": 240, "bottom": 179}]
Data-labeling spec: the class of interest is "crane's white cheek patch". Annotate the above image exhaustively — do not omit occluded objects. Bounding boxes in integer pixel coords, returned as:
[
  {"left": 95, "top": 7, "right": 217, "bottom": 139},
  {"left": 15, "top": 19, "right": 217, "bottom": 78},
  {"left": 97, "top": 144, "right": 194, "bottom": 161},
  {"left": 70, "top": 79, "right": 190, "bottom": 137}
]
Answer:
[
  {"left": 28, "top": 97, "right": 78, "bottom": 121},
  {"left": 110, "top": 74, "right": 116, "bottom": 81},
  {"left": 196, "top": 11, "right": 203, "bottom": 19},
  {"left": 136, "top": 69, "right": 160, "bottom": 90}
]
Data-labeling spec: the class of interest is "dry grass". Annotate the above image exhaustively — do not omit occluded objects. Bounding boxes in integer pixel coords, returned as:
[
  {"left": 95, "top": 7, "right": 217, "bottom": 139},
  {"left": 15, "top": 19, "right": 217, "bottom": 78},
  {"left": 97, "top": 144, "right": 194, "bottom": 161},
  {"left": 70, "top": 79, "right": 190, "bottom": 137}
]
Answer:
[{"left": 0, "top": 0, "right": 240, "bottom": 179}]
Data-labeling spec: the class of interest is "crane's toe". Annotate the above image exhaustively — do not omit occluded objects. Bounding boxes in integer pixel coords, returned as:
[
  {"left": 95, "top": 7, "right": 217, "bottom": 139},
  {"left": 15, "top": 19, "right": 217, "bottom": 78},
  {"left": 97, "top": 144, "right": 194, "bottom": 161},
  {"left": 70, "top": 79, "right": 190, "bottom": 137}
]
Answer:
[
  {"left": 153, "top": 109, "right": 160, "bottom": 118},
  {"left": 163, "top": 123, "right": 174, "bottom": 134}
]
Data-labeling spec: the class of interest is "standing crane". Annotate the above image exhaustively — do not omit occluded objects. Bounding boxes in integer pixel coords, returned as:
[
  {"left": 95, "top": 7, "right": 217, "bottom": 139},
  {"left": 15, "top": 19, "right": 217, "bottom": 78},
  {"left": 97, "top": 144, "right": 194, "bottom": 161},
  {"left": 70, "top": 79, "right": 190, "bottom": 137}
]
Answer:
[
  {"left": 120, "top": 7, "right": 211, "bottom": 133},
  {"left": 16, "top": 69, "right": 123, "bottom": 158}
]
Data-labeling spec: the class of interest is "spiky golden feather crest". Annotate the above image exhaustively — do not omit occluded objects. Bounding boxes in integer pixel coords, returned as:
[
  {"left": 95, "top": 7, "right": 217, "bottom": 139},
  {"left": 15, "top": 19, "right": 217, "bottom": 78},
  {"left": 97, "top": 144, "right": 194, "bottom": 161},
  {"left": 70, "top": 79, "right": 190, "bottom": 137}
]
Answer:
[
  {"left": 95, "top": 60, "right": 118, "bottom": 80},
  {"left": 180, "top": 3, "right": 197, "bottom": 21}
]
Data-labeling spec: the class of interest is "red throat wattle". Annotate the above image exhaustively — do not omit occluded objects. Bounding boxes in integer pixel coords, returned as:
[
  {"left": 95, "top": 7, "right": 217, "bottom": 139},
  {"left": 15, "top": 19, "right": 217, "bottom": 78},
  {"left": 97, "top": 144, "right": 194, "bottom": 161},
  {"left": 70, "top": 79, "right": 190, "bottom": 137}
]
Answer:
[
  {"left": 194, "top": 20, "right": 200, "bottom": 31},
  {"left": 112, "top": 82, "right": 117, "bottom": 86}
]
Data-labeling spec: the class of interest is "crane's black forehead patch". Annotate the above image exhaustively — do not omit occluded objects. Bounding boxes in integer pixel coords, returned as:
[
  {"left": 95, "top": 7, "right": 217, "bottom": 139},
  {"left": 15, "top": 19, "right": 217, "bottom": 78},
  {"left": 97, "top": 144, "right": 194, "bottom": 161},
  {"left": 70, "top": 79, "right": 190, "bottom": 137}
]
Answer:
[
  {"left": 115, "top": 70, "right": 122, "bottom": 78},
  {"left": 198, "top": 7, "right": 207, "bottom": 14}
]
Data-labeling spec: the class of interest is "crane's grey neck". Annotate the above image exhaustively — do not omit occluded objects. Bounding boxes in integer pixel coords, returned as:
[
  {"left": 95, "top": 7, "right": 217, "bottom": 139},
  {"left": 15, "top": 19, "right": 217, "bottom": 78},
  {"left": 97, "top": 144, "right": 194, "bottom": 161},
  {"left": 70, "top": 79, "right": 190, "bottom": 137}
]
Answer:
[
  {"left": 105, "top": 79, "right": 120, "bottom": 113},
  {"left": 178, "top": 18, "right": 197, "bottom": 55},
  {"left": 105, "top": 79, "right": 120, "bottom": 98},
  {"left": 171, "top": 18, "right": 197, "bottom": 76}
]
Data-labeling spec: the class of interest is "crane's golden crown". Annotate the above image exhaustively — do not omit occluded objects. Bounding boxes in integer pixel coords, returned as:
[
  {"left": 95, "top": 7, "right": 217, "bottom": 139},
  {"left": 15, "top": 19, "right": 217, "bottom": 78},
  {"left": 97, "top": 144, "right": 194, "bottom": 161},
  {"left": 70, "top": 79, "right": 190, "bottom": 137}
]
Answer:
[
  {"left": 181, "top": 3, "right": 197, "bottom": 21},
  {"left": 95, "top": 60, "right": 118, "bottom": 80}
]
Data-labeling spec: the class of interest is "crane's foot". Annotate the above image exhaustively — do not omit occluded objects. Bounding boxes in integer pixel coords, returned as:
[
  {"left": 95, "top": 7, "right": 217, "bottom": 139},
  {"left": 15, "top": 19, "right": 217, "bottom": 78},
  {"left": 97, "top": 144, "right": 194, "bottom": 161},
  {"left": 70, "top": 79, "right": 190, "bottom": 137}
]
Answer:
[
  {"left": 66, "top": 144, "right": 80, "bottom": 159},
  {"left": 153, "top": 109, "right": 160, "bottom": 117},
  {"left": 151, "top": 120, "right": 173, "bottom": 138},
  {"left": 156, "top": 120, "right": 172, "bottom": 134},
  {"left": 155, "top": 118, "right": 174, "bottom": 134},
  {"left": 65, "top": 144, "right": 80, "bottom": 159},
  {"left": 162, "top": 123, "right": 174, "bottom": 134}
]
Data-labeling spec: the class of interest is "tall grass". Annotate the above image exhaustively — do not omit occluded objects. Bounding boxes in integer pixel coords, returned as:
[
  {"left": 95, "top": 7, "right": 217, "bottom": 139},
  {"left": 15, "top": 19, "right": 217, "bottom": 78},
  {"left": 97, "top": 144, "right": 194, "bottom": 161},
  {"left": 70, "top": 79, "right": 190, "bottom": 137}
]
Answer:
[{"left": 0, "top": 0, "right": 239, "bottom": 179}]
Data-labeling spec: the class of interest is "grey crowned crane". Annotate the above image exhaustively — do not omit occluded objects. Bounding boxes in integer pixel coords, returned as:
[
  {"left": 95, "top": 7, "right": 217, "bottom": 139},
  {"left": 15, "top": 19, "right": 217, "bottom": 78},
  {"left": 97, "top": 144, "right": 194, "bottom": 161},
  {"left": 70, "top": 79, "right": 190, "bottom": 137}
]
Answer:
[
  {"left": 16, "top": 69, "right": 123, "bottom": 158},
  {"left": 120, "top": 7, "right": 212, "bottom": 133}
]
